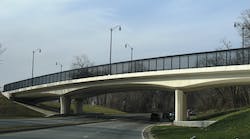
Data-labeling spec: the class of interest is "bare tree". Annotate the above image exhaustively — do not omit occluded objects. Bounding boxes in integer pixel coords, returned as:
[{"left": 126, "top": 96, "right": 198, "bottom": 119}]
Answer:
[
  {"left": 70, "top": 54, "right": 102, "bottom": 106},
  {"left": 235, "top": 9, "right": 250, "bottom": 47},
  {"left": 218, "top": 38, "right": 232, "bottom": 50},
  {"left": 71, "top": 54, "right": 93, "bottom": 69}
]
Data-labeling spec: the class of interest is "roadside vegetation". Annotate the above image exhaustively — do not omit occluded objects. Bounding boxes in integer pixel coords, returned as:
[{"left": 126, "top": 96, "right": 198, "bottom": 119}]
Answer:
[{"left": 151, "top": 107, "right": 250, "bottom": 139}]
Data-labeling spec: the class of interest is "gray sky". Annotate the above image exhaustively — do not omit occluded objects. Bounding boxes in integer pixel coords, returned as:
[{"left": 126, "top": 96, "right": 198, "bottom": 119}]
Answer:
[{"left": 0, "top": 0, "right": 249, "bottom": 87}]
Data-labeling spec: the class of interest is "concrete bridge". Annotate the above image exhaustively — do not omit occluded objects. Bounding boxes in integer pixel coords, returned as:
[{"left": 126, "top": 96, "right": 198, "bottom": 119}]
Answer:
[{"left": 2, "top": 47, "right": 250, "bottom": 121}]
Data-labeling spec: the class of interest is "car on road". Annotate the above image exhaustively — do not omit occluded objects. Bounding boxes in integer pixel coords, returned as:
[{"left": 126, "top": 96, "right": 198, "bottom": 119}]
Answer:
[
  {"left": 150, "top": 112, "right": 161, "bottom": 121},
  {"left": 150, "top": 112, "right": 175, "bottom": 122},
  {"left": 162, "top": 112, "right": 175, "bottom": 121}
]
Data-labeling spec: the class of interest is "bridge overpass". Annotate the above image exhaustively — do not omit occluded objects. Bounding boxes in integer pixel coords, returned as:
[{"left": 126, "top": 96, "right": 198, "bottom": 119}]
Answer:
[{"left": 2, "top": 47, "right": 250, "bottom": 121}]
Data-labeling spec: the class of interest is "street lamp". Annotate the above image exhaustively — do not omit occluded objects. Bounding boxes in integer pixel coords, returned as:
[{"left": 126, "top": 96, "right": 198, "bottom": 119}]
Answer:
[
  {"left": 125, "top": 43, "right": 134, "bottom": 61},
  {"left": 125, "top": 43, "right": 134, "bottom": 72},
  {"left": 31, "top": 48, "right": 41, "bottom": 79},
  {"left": 234, "top": 22, "right": 246, "bottom": 48},
  {"left": 56, "top": 62, "right": 63, "bottom": 72},
  {"left": 109, "top": 25, "right": 122, "bottom": 75}
]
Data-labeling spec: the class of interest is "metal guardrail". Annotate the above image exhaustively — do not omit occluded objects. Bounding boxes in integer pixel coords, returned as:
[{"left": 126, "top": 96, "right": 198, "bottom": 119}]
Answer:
[{"left": 3, "top": 47, "right": 250, "bottom": 92}]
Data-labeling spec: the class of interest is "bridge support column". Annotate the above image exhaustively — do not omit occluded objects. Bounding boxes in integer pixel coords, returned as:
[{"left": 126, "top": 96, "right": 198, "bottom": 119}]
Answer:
[
  {"left": 74, "top": 98, "right": 83, "bottom": 114},
  {"left": 60, "top": 95, "right": 71, "bottom": 115},
  {"left": 175, "top": 89, "right": 187, "bottom": 121}
]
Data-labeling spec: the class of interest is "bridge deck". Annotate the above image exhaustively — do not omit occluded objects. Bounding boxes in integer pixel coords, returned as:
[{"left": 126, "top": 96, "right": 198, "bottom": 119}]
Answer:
[{"left": 4, "top": 47, "right": 250, "bottom": 92}]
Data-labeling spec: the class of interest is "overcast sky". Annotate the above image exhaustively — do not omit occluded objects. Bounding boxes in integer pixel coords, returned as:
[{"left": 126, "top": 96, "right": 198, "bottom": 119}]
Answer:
[{"left": 0, "top": 0, "right": 249, "bottom": 87}]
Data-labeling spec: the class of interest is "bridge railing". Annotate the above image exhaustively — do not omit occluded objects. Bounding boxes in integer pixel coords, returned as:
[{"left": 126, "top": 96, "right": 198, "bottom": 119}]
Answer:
[{"left": 3, "top": 47, "right": 250, "bottom": 92}]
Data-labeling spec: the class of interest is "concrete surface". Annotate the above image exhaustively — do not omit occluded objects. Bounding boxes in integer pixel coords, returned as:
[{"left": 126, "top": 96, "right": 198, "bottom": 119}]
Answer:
[
  {"left": 14, "top": 101, "right": 58, "bottom": 116},
  {"left": 173, "top": 120, "right": 216, "bottom": 127},
  {"left": 175, "top": 90, "right": 187, "bottom": 121}
]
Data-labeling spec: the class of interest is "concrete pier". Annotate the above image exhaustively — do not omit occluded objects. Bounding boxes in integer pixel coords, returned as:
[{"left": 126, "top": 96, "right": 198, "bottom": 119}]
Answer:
[
  {"left": 74, "top": 98, "right": 83, "bottom": 114},
  {"left": 60, "top": 95, "right": 71, "bottom": 115},
  {"left": 175, "top": 90, "right": 187, "bottom": 121}
]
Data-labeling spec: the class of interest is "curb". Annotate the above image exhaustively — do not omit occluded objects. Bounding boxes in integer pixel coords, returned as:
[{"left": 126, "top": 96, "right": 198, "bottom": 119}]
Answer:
[
  {"left": 142, "top": 123, "right": 172, "bottom": 139},
  {"left": 0, "top": 119, "right": 108, "bottom": 134},
  {"left": 142, "top": 124, "right": 155, "bottom": 139}
]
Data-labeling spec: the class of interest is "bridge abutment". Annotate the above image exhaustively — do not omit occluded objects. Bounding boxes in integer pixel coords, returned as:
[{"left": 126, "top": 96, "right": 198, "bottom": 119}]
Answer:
[
  {"left": 74, "top": 98, "right": 83, "bottom": 114},
  {"left": 60, "top": 95, "right": 71, "bottom": 115},
  {"left": 175, "top": 89, "right": 187, "bottom": 121}
]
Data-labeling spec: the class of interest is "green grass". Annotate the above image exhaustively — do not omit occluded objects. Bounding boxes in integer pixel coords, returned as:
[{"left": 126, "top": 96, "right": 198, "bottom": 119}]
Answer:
[
  {"left": 41, "top": 101, "right": 126, "bottom": 115},
  {"left": 191, "top": 108, "right": 247, "bottom": 121},
  {"left": 0, "top": 94, "right": 43, "bottom": 118},
  {"left": 82, "top": 105, "right": 126, "bottom": 114},
  {"left": 210, "top": 107, "right": 250, "bottom": 121},
  {"left": 151, "top": 107, "right": 250, "bottom": 139}
]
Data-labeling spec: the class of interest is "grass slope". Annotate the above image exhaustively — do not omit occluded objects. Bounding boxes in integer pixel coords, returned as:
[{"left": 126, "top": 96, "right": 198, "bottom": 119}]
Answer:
[
  {"left": 0, "top": 94, "right": 43, "bottom": 118},
  {"left": 0, "top": 93, "right": 124, "bottom": 118},
  {"left": 152, "top": 108, "right": 250, "bottom": 139},
  {"left": 191, "top": 108, "right": 244, "bottom": 121},
  {"left": 42, "top": 101, "right": 126, "bottom": 115},
  {"left": 83, "top": 105, "right": 126, "bottom": 114}
]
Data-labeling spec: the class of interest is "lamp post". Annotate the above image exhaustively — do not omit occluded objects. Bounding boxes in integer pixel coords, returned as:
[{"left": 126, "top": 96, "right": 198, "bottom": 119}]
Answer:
[
  {"left": 31, "top": 48, "right": 41, "bottom": 78},
  {"left": 56, "top": 62, "right": 63, "bottom": 81},
  {"left": 125, "top": 43, "right": 134, "bottom": 72},
  {"left": 109, "top": 25, "right": 121, "bottom": 75},
  {"left": 56, "top": 62, "right": 63, "bottom": 72},
  {"left": 234, "top": 22, "right": 246, "bottom": 48},
  {"left": 125, "top": 43, "right": 134, "bottom": 61}
]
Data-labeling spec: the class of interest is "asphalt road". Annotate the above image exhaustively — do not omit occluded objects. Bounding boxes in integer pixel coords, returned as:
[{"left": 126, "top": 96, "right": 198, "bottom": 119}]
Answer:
[
  {"left": 0, "top": 120, "right": 150, "bottom": 139},
  {"left": 0, "top": 116, "right": 101, "bottom": 129}
]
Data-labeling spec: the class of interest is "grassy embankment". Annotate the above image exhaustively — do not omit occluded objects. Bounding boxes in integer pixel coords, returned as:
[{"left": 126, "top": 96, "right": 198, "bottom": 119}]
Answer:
[
  {"left": 151, "top": 107, "right": 250, "bottom": 139},
  {"left": 42, "top": 101, "right": 126, "bottom": 115},
  {"left": 0, "top": 94, "right": 43, "bottom": 118},
  {"left": 0, "top": 94, "right": 125, "bottom": 118}
]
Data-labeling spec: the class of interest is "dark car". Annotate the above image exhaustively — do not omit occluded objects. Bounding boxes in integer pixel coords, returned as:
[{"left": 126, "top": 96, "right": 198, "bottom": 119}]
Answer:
[
  {"left": 162, "top": 112, "right": 175, "bottom": 122},
  {"left": 150, "top": 113, "right": 161, "bottom": 121}
]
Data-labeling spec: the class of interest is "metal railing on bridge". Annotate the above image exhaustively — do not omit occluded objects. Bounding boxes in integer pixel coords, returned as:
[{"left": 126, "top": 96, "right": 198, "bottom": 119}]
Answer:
[{"left": 4, "top": 47, "right": 250, "bottom": 92}]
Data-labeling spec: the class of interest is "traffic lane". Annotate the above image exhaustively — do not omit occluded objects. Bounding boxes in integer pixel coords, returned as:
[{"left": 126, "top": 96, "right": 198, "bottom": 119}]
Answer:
[
  {"left": 0, "top": 116, "right": 101, "bottom": 129},
  {"left": 0, "top": 120, "right": 150, "bottom": 139}
]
